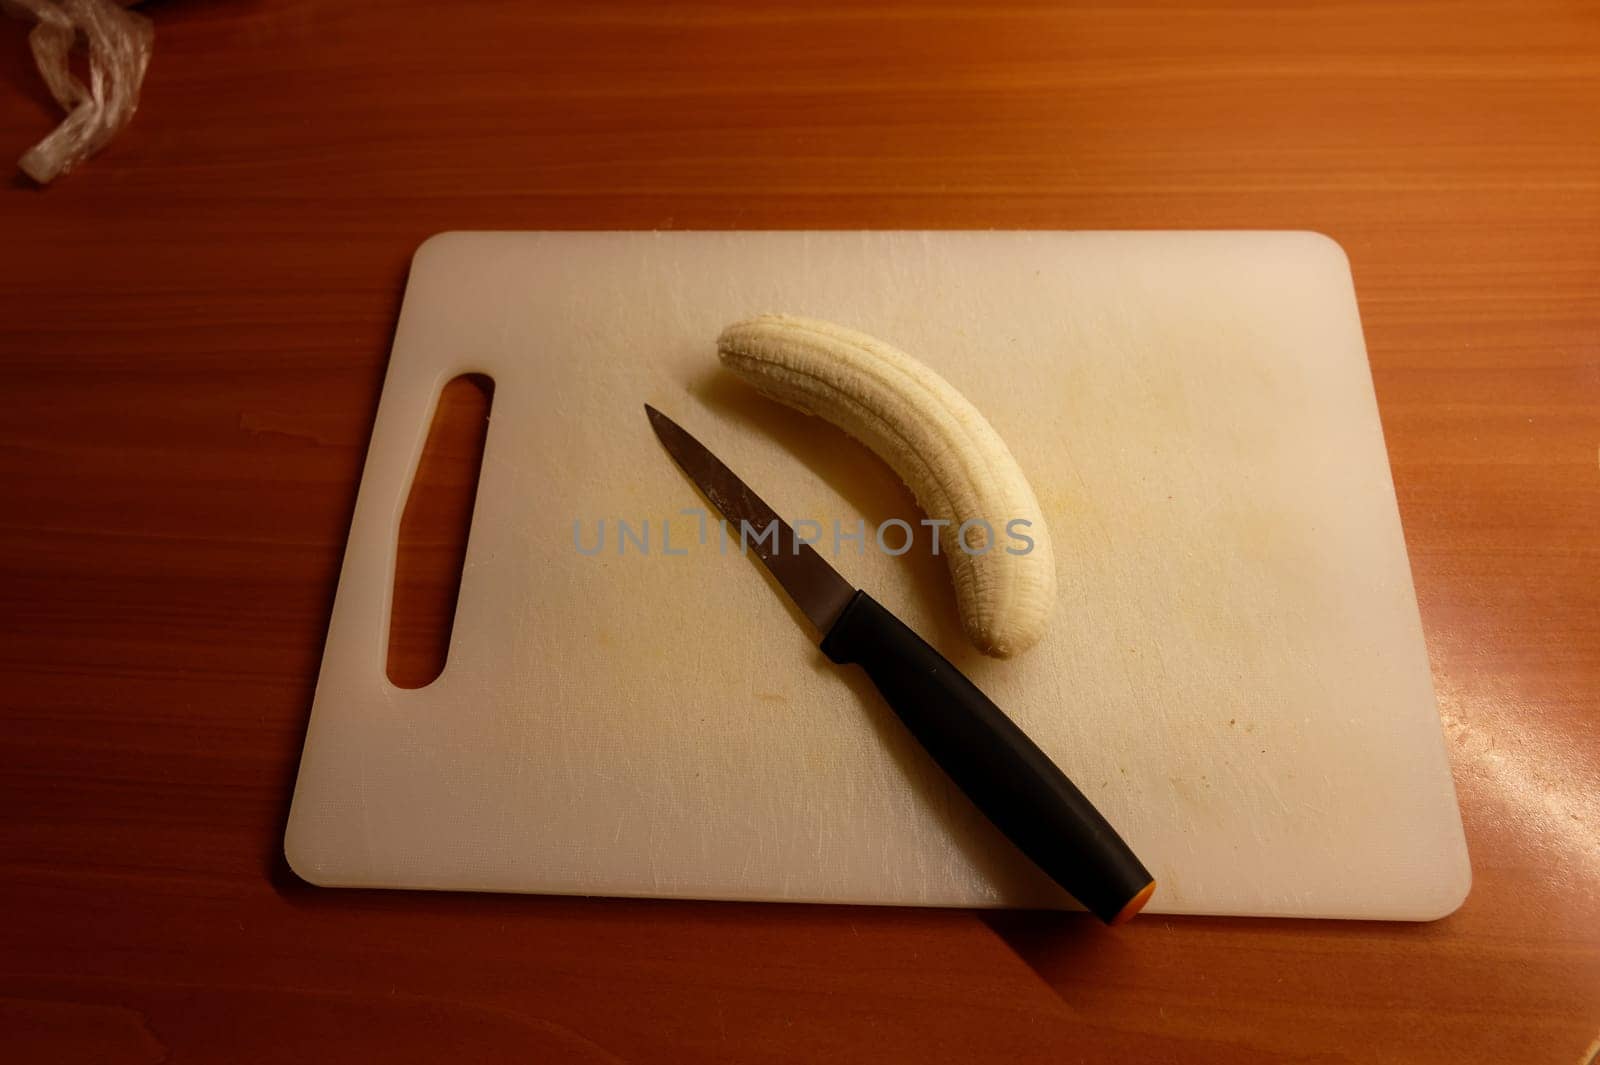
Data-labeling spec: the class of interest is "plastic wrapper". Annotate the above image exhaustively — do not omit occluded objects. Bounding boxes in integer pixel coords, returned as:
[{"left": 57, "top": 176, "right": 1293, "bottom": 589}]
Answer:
[{"left": 3, "top": 0, "right": 152, "bottom": 184}]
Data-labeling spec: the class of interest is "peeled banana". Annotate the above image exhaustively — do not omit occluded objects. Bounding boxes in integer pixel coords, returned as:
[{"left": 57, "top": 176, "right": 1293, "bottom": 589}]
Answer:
[{"left": 717, "top": 314, "right": 1056, "bottom": 658}]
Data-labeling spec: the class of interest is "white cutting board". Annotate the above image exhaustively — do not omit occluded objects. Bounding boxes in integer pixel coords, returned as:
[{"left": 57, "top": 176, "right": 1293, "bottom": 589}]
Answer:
[{"left": 285, "top": 231, "right": 1470, "bottom": 920}]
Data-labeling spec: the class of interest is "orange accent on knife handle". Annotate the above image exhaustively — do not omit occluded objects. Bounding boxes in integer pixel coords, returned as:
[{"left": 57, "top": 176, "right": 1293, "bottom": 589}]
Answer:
[
  {"left": 1112, "top": 880, "right": 1158, "bottom": 925},
  {"left": 821, "top": 590, "right": 1154, "bottom": 925}
]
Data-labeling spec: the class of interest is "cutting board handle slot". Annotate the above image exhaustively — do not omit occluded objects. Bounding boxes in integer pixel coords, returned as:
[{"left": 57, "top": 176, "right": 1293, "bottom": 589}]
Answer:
[{"left": 385, "top": 372, "right": 495, "bottom": 689}]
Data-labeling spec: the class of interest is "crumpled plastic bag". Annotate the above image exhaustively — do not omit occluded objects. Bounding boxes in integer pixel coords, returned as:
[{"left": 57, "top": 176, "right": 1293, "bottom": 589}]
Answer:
[{"left": 3, "top": 0, "right": 152, "bottom": 184}]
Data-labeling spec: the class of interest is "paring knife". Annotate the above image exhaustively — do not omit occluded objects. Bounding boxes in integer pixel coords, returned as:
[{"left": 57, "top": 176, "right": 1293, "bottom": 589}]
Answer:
[{"left": 645, "top": 405, "right": 1156, "bottom": 925}]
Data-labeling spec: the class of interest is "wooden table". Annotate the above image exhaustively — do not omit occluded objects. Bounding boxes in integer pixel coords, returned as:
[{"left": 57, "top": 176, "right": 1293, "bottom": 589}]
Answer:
[{"left": 2, "top": 2, "right": 1596, "bottom": 1061}]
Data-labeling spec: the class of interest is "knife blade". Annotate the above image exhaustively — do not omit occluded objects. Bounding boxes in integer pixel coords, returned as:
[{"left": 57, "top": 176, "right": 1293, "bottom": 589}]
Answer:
[{"left": 646, "top": 404, "right": 1155, "bottom": 925}]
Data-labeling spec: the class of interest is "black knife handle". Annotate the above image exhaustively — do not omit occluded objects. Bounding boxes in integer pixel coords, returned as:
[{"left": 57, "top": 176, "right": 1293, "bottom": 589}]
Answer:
[{"left": 820, "top": 591, "right": 1154, "bottom": 924}]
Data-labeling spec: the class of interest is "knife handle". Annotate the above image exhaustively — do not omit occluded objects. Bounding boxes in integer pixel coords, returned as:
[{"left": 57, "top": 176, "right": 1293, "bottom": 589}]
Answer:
[{"left": 820, "top": 591, "right": 1155, "bottom": 924}]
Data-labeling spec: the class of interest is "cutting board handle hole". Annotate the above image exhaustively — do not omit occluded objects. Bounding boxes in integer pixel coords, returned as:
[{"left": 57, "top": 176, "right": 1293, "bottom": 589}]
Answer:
[{"left": 387, "top": 372, "right": 495, "bottom": 689}]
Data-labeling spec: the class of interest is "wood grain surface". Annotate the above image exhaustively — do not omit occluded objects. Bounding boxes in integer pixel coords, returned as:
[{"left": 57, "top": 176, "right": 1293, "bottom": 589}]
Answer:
[{"left": 1, "top": 2, "right": 1596, "bottom": 1062}]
